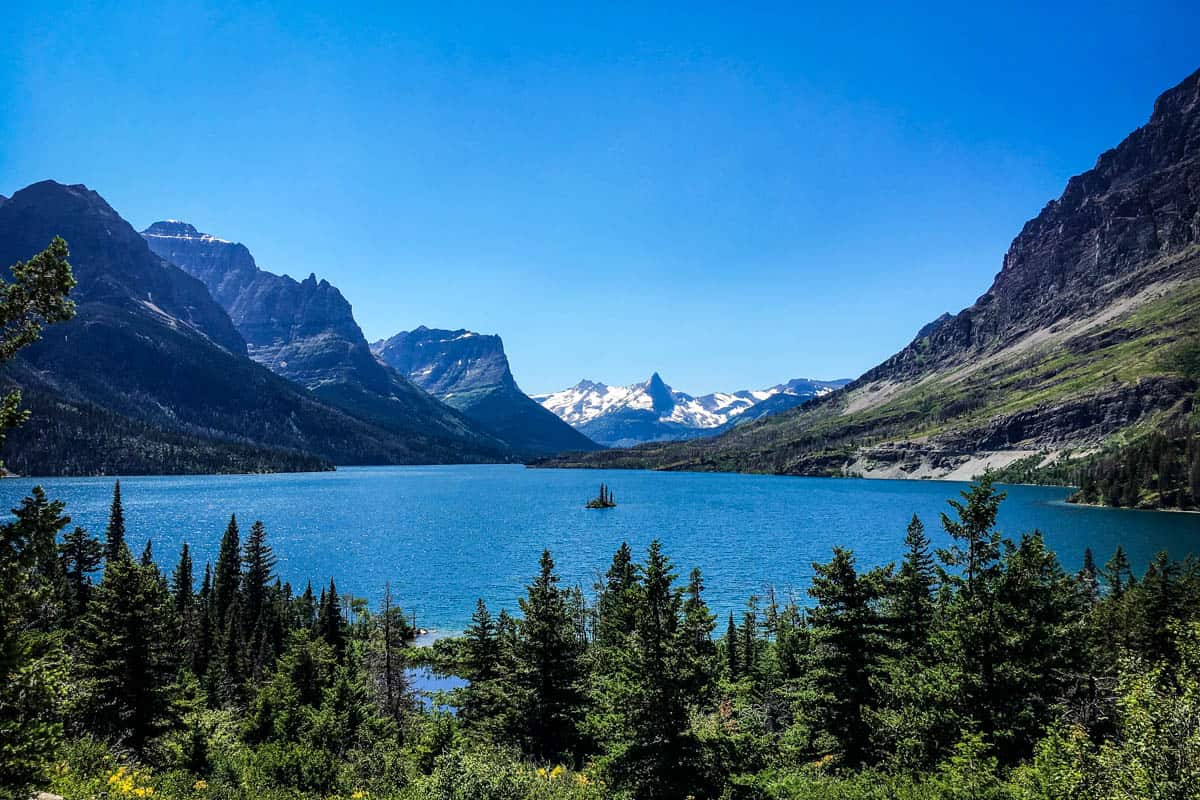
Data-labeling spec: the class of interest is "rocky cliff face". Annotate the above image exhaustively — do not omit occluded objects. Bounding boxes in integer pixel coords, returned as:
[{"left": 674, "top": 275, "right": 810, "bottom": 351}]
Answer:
[
  {"left": 373, "top": 327, "right": 600, "bottom": 457},
  {"left": 0, "top": 181, "right": 509, "bottom": 474},
  {"left": 867, "top": 68, "right": 1200, "bottom": 384},
  {"left": 141, "top": 222, "right": 511, "bottom": 459},
  {"left": 540, "top": 68, "right": 1200, "bottom": 479}
]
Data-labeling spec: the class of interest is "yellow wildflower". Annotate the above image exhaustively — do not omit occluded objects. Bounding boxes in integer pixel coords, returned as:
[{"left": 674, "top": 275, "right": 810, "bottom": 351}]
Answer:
[
  {"left": 536, "top": 767, "right": 547, "bottom": 779},
  {"left": 549, "top": 765, "right": 565, "bottom": 780},
  {"left": 193, "top": 779, "right": 208, "bottom": 792},
  {"left": 351, "top": 791, "right": 367, "bottom": 799}
]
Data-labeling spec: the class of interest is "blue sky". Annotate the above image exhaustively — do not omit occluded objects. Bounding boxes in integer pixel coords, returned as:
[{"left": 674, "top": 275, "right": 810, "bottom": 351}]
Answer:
[{"left": 2, "top": 2, "right": 1198, "bottom": 395}]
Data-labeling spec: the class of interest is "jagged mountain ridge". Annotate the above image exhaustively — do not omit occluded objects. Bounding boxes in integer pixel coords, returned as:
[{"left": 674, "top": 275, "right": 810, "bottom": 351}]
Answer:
[
  {"left": 141, "top": 221, "right": 511, "bottom": 456},
  {"left": 372, "top": 327, "right": 600, "bottom": 457},
  {"left": 538, "top": 68, "right": 1200, "bottom": 478},
  {"left": 0, "top": 181, "right": 509, "bottom": 475},
  {"left": 535, "top": 373, "right": 848, "bottom": 447}
]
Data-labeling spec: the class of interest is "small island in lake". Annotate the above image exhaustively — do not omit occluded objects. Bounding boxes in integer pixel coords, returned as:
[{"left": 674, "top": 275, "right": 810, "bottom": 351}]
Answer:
[{"left": 586, "top": 483, "right": 617, "bottom": 508}]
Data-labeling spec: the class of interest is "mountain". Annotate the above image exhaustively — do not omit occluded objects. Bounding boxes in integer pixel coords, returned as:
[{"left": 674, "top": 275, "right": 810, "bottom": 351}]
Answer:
[
  {"left": 538, "top": 68, "right": 1200, "bottom": 502},
  {"left": 141, "top": 220, "right": 511, "bottom": 459},
  {"left": 534, "top": 373, "right": 847, "bottom": 447},
  {"left": 0, "top": 181, "right": 508, "bottom": 475},
  {"left": 371, "top": 327, "right": 600, "bottom": 457}
]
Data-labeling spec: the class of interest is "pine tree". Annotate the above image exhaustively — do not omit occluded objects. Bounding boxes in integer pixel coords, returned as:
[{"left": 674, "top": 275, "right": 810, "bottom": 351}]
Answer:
[
  {"left": 211, "top": 515, "right": 241, "bottom": 634},
  {"left": 298, "top": 580, "right": 317, "bottom": 629},
  {"left": 140, "top": 539, "right": 155, "bottom": 567},
  {"left": 725, "top": 612, "right": 739, "bottom": 680},
  {"left": 194, "top": 563, "right": 215, "bottom": 676},
  {"left": 317, "top": 578, "right": 346, "bottom": 658},
  {"left": 595, "top": 542, "right": 639, "bottom": 649},
  {"left": 888, "top": 514, "right": 936, "bottom": 656},
  {"left": 599, "top": 540, "right": 700, "bottom": 799},
  {"left": 938, "top": 472, "right": 1006, "bottom": 593},
  {"left": 678, "top": 567, "right": 717, "bottom": 701},
  {"left": 79, "top": 551, "right": 177, "bottom": 752},
  {"left": 460, "top": 598, "right": 505, "bottom": 731},
  {"left": 172, "top": 543, "right": 194, "bottom": 620},
  {"left": 103, "top": 481, "right": 127, "bottom": 565},
  {"left": 1103, "top": 546, "right": 1133, "bottom": 599},
  {"left": 241, "top": 520, "right": 276, "bottom": 637},
  {"left": 515, "top": 549, "right": 586, "bottom": 763},
  {"left": 60, "top": 525, "right": 102, "bottom": 621},
  {"left": 1079, "top": 547, "right": 1100, "bottom": 603},
  {"left": 808, "top": 547, "right": 883, "bottom": 767}
]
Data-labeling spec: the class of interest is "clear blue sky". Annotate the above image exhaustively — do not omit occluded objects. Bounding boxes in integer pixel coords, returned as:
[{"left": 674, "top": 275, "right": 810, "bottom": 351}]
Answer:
[{"left": 2, "top": 2, "right": 1198, "bottom": 396}]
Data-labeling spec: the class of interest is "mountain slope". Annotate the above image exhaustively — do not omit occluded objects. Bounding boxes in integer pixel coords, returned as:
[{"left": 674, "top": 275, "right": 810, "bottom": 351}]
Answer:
[
  {"left": 535, "top": 373, "right": 847, "bottom": 446},
  {"left": 141, "top": 220, "right": 511, "bottom": 458},
  {"left": 372, "top": 327, "right": 600, "bottom": 457},
  {"left": 0, "top": 182, "right": 508, "bottom": 475},
  {"left": 539, "top": 68, "right": 1200, "bottom": 497}
]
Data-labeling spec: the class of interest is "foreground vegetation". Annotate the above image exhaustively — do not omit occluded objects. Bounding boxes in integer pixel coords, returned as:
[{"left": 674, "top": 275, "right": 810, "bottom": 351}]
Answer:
[{"left": 2, "top": 473, "right": 1200, "bottom": 799}]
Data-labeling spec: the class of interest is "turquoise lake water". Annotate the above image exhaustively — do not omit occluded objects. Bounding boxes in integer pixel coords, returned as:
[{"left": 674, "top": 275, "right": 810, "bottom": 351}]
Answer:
[{"left": 2, "top": 465, "right": 1197, "bottom": 631}]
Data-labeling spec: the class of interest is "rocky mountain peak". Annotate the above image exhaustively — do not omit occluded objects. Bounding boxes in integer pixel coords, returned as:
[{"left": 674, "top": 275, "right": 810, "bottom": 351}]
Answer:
[{"left": 1, "top": 182, "right": 246, "bottom": 354}]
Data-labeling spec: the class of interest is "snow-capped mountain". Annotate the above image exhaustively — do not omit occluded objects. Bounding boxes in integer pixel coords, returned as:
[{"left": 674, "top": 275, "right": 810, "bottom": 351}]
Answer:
[{"left": 534, "top": 373, "right": 849, "bottom": 447}]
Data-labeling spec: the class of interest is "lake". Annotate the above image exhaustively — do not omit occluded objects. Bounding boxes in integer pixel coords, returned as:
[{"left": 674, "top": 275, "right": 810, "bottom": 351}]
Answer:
[{"left": 2, "top": 465, "right": 1197, "bottom": 631}]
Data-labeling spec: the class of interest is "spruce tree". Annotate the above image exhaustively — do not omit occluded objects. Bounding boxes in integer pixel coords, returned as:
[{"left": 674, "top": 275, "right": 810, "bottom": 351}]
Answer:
[
  {"left": 103, "top": 481, "right": 126, "bottom": 565},
  {"left": 60, "top": 525, "right": 102, "bottom": 621},
  {"left": 678, "top": 567, "right": 717, "bottom": 701},
  {"left": 725, "top": 612, "right": 739, "bottom": 680},
  {"left": 171, "top": 543, "right": 194, "bottom": 620},
  {"left": 211, "top": 515, "right": 241, "bottom": 634},
  {"left": 79, "top": 550, "right": 176, "bottom": 752},
  {"left": 317, "top": 578, "right": 346, "bottom": 658},
  {"left": 515, "top": 549, "right": 585, "bottom": 763},
  {"left": 194, "top": 563, "right": 215, "bottom": 677},
  {"left": 241, "top": 520, "right": 276, "bottom": 635},
  {"left": 461, "top": 598, "right": 504, "bottom": 731},
  {"left": 808, "top": 547, "right": 883, "bottom": 767},
  {"left": 599, "top": 540, "right": 700, "bottom": 799},
  {"left": 888, "top": 514, "right": 936, "bottom": 656},
  {"left": 938, "top": 472, "right": 1006, "bottom": 593},
  {"left": 595, "top": 542, "right": 639, "bottom": 649}
]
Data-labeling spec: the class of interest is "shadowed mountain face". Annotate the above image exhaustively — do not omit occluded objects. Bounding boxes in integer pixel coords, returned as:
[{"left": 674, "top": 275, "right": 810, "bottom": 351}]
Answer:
[
  {"left": 372, "top": 327, "right": 600, "bottom": 457},
  {"left": 540, "top": 68, "right": 1200, "bottom": 479},
  {"left": 0, "top": 181, "right": 510, "bottom": 475},
  {"left": 141, "top": 221, "right": 511, "bottom": 459},
  {"left": 534, "top": 373, "right": 848, "bottom": 447}
]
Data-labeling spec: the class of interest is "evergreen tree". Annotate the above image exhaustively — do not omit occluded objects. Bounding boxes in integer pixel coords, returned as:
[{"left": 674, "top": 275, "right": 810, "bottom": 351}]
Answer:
[
  {"left": 938, "top": 472, "right": 1006, "bottom": 593},
  {"left": 194, "top": 563, "right": 215, "bottom": 676},
  {"left": 79, "top": 551, "right": 176, "bottom": 752},
  {"left": 594, "top": 542, "right": 639, "bottom": 649},
  {"left": 1079, "top": 547, "right": 1100, "bottom": 603},
  {"left": 60, "top": 525, "right": 102, "bottom": 621},
  {"left": 460, "top": 598, "right": 505, "bottom": 732},
  {"left": 1103, "top": 546, "right": 1133, "bottom": 599},
  {"left": 211, "top": 515, "right": 241, "bottom": 634},
  {"left": 140, "top": 539, "right": 155, "bottom": 567},
  {"left": 241, "top": 520, "right": 276, "bottom": 636},
  {"left": 678, "top": 566, "right": 717, "bottom": 701},
  {"left": 317, "top": 578, "right": 346, "bottom": 658},
  {"left": 297, "top": 579, "right": 317, "bottom": 629},
  {"left": 172, "top": 543, "right": 194, "bottom": 620},
  {"left": 515, "top": 549, "right": 586, "bottom": 763},
  {"left": 103, "top": 481, "right": 126, "bottom": 565},
  {"left": 368, "top": 582, "right": 411, "bottom": 722},
  {"left": 598, "top": 541, "right": 701, "bottom": 799},
  {"left": 808, "top": 547, "right": 883, "bottom": 767},
  {"left": 888, "top": 514, "right": 936, "bottom": 656},
  {"left": 725, "top": 611, "right": 739, "bottom": 680}
]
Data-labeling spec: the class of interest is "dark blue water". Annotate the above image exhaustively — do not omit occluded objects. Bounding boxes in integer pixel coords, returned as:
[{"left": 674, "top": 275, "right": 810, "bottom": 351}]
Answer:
[{"left": 2, "top": 465, "right": 1196, "bottom": 630}]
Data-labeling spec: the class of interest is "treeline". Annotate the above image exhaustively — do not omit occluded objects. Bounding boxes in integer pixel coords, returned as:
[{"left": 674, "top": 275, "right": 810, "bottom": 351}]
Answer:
[
  {"left": 993, "top": 420, "right": 1200, "bottom": 510},
  {"left": 3, "top": 476, "right": 1200, "bottom": 799}
]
